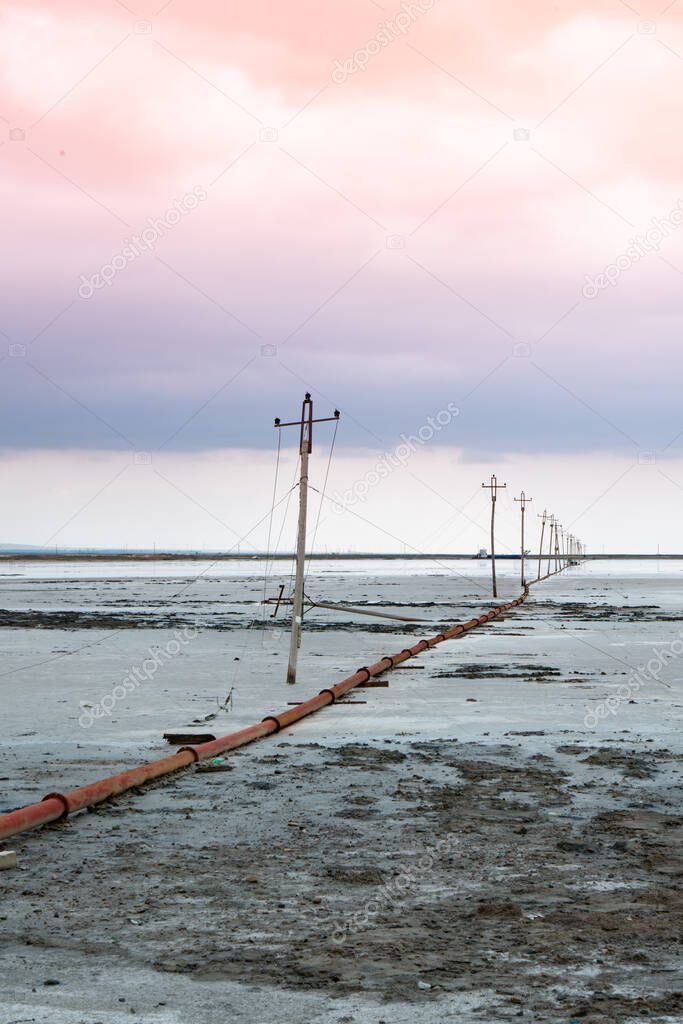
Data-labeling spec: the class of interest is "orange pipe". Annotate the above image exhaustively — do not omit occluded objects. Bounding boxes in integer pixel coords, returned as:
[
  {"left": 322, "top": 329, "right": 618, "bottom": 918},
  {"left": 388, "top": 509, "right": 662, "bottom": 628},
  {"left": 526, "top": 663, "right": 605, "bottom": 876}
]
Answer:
[{"left": 0, "top": 574, "right": 568, "bottom": 843}]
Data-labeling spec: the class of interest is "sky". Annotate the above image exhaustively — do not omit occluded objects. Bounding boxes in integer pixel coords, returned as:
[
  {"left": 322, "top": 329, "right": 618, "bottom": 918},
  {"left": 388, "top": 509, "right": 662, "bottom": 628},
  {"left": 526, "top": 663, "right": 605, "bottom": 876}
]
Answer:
[{"left": 1, "top": 0, "right": 683, "bottom": 553}]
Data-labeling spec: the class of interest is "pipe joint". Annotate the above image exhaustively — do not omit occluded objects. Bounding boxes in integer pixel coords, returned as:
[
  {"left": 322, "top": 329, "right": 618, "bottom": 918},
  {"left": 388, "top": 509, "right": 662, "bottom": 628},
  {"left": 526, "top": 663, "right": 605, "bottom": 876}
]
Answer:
[
  {"left": 42, "top": 791, "right": 70, "bottom": 821},
  {"left": 355, "top": 666, "right": 372, "bottom": 682},
  {"left": 319, "top": 688, "right": 336, "bottom": 703},
  {"left": 178, "top": 745, "right": 199, "bottom": 762},
  {"left": 262, "top": 715, "right": 282, "bottom": 733}
]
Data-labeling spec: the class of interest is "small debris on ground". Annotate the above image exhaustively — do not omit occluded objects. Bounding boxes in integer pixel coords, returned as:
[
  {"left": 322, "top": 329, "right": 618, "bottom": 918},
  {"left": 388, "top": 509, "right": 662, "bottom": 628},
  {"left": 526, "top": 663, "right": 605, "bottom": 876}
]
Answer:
[{"left": 0, "top": 850, "right": 17, "bottom": 870}]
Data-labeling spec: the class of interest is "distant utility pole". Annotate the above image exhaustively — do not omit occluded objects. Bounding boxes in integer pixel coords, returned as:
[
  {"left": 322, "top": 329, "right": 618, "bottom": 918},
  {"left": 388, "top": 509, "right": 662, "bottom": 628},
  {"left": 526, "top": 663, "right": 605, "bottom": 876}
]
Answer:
[
  {"left": 482, "top": 474, "right": 506, "bottom": 598},
  {"left": 275, "top": 393, "right": 340, "bottom": 685},
  {"left": 537, "top": 510, "right": 548, "bottom": 581},
  {"left": 514, "top": 491, "right": 532, "bottom": 587},
  {"left": 547, "top": 515, "right": 555, "bottom": 576},
  {"left": 555, "top": 523, "right": 562, "bottom": 573}
]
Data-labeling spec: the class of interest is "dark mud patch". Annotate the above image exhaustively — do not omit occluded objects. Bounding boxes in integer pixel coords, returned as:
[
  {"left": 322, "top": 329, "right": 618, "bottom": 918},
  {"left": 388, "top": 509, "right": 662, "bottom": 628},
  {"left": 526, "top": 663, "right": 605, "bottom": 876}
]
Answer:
[
  {"left": 570, "top": 992, "right": 683, "bottom": 1022},
  {"left": 558, "top": 745, "right": 683, "bottom": 779},
  {"left": 326, "top": 866, "right": 387, "bottom": 885},
  {"left": 433, "top": 662, "right": 562, "bottom": 681},
  {"left": 534, "top": 600, "right": 683, "bottom": 623},
  {"left": 0, "top": 608, "right": 225, "bottom": 630},
  {"left": 330, "top": 744, "right": 407, "bottom": 769},
  {"left": 581, "top": 748, "right": 659, "bottom": 778}
]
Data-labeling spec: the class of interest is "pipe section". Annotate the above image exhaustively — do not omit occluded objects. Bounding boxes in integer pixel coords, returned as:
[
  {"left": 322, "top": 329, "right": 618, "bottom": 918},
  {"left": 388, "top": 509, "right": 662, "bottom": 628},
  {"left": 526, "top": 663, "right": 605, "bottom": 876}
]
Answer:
[{"left": 0, "top": 567, "right": 569, "bottom": 842}]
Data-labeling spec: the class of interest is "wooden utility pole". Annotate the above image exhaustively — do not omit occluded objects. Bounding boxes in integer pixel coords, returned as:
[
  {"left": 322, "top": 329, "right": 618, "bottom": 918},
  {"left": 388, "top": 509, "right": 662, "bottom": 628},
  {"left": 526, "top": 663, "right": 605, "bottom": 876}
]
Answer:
[
  {"left": 274, "top": 394, "right": 340, "bottom": 685},
  {"left": 482, "top": 475, "right": 506, "bottom": 598},
  {"left": 537, "top": 510, "right": 548, "bottom": 581},
  {"left": 547, "top": 515, "right": 555, "bottom": 576},
  {"left": 514, "top": 491, "right": 532, "bottom": 587}
]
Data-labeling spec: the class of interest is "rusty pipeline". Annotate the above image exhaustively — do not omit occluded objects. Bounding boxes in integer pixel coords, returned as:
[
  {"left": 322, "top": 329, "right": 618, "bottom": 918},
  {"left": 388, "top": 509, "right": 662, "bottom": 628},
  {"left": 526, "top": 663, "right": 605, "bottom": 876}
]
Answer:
[{"left": 0, "top": 571, "right": 571, "bottom": 843}]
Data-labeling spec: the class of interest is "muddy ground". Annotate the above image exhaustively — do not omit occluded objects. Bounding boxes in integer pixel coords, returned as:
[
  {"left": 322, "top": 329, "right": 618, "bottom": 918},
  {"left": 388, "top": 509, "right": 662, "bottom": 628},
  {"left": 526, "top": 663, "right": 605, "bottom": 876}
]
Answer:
[
  {"left": 2, "top": 737, "right": 683, "bottom": 1024},
  {"left": 1, "top": 561, "right": 682, "bottom": 1023}
]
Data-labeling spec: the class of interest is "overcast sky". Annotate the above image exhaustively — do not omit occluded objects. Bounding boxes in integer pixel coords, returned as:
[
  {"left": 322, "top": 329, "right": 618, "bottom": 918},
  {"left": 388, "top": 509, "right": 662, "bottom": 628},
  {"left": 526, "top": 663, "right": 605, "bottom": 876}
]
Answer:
[{"left": 1, "top": 0, "right": 682, "bottom": 552}]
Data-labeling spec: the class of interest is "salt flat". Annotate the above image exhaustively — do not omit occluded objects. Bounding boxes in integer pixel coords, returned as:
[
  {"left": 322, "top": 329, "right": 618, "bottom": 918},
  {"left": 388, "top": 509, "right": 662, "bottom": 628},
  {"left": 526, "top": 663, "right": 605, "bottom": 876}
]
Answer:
[{"left": 0, "top": 559, "right": 681, "bottom": 1023}]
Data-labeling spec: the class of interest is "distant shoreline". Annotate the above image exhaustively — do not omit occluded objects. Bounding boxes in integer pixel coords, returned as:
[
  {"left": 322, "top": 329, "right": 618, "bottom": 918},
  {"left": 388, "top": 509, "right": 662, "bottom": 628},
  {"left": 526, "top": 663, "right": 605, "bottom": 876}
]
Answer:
[{"left": 0, "top": 552, "right": 679, "bottom": 562}]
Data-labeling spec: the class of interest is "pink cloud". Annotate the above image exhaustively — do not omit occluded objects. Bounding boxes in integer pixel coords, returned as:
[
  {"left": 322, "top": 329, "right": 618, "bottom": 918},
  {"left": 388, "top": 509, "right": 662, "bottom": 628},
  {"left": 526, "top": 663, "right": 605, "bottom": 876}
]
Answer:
[{"left": 1, "top": 0, "right": 682, "bottom": 462}]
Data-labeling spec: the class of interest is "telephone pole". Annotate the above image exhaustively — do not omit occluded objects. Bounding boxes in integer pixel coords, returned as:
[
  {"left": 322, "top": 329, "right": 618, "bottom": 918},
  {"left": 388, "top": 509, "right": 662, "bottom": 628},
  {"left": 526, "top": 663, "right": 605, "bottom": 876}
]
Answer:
[
  {"left": 274, "top": 394, "right": 340, "bottom": 685},
  {"left": 482, "top": 475, "right": 506, "bottom": 598},
  {"left": 514, "top": 491, "right": 532, "bottom": 587},
  {"left": 537, "top": 509, "right": 548, "bottom": 581}
]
